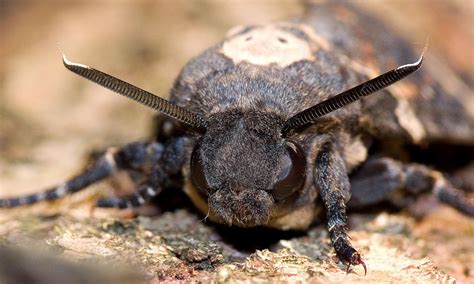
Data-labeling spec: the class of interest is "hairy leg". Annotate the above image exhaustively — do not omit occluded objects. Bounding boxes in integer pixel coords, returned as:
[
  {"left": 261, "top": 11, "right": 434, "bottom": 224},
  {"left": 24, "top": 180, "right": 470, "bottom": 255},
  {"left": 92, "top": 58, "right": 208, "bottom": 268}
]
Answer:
[
  {"left": 316, "top": 145, "right": 366, "bottom": 274},
  {"left": 349, "top": 157, "right": 474, "bottom": 216},
  {"left": 95, "top": 137, "right": 190, "bottom": 209},
  {"left": 0, "top": 141, "right": 164, "bottom": 208},
  {"left": 86, "top": 149, "right": 146, "bottom": 189},
  {"left": 96, "top": 166, "right": 164, "bottom": 209}
]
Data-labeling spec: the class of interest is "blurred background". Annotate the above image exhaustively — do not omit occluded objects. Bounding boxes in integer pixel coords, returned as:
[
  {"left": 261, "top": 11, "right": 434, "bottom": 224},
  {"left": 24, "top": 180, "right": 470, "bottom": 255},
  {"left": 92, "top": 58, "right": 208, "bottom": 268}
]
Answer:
[
  {"left": 1, "top": 0, "right": 472, "bottom": 197},
  {"left": 1, "top": 1, "right": 305, "bottom": 195},
  {"left": 0, "top": 0, "right": 473, "bottom": 281}
]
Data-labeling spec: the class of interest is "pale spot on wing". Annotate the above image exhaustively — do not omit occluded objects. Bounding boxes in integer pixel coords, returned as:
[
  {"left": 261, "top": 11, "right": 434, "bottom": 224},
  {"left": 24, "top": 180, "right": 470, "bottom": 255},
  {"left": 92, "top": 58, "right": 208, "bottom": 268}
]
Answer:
[
  {"left": 343, "top": 136, "right": 368, "bottom": 171},
  {"left": 222, "top": 25, "right": 314, "bottom": 67},
  {"left": 385, "top": 81, "right": 427, "bottom": 144},
  {"left": 393, "top": 92, "right": 427, "bottom": 143},
  {"left": 344, "top": 55, "right": 428, "bottom": 144}
]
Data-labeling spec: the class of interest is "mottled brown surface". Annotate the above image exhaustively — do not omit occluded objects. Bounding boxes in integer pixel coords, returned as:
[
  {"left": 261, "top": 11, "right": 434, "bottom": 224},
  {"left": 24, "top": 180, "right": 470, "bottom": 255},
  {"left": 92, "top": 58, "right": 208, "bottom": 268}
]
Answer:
[
  {"left": 1, "top": 1, "right": 473, "bottom": 283},
  {"left": 0, "top": 203, "right": 470, "bottom": 283}
]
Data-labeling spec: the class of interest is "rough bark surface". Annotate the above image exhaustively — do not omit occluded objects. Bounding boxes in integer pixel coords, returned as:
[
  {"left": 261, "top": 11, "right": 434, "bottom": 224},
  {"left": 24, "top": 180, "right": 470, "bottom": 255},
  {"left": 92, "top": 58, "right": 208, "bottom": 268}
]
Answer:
[
  {"left": 1, "top": 200, "right": 472, "bottom": 282},
  {"left": 1, "top": 1, "right": 472, "bottom": 283}
]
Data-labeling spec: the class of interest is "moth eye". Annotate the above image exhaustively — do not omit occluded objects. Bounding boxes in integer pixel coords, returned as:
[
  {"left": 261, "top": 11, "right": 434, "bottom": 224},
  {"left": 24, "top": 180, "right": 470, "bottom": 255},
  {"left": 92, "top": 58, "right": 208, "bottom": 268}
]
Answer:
[
  {"left": 272, "top": 142, "right": 306, "bottom": 201},
  {"left": 190, "top": 146, "right": 210, "bottom": 193}
]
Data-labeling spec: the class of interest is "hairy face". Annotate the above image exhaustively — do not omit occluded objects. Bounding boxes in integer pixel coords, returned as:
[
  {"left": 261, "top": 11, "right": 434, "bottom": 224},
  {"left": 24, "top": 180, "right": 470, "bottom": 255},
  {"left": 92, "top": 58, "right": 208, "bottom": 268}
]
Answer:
[{"left": 190, "top": 110, "right": 306, "bottom": 226}]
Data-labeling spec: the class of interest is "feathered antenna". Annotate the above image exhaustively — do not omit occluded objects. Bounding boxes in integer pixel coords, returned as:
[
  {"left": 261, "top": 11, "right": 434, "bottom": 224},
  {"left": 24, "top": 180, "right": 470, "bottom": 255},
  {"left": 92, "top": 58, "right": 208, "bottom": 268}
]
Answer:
[
  {"left": 62, "top": 54, "right": 207, "bottom": 131},
  {"left": 281, "top": 50, "right": 425, "bottom": 136}
]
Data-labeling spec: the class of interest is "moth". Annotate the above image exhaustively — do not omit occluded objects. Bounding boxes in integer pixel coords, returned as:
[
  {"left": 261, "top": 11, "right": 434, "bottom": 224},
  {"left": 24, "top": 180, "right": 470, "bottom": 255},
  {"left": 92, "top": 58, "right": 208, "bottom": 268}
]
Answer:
[{"left": 1, "top": 2, "right": 473, "bottom": 274}]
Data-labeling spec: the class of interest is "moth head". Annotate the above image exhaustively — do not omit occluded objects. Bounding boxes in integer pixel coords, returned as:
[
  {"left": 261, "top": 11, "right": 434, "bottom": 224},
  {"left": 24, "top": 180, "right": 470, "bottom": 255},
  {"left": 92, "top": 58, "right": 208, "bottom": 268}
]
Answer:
[
  {"left": 187, "top": 51, "right": 423, "bottom": 226},
  {"left": 190, "top": 110, "right": 306, "bottom": 226},
  {"left": 62, "top": 50, "right": 423, "bottom": 227}
]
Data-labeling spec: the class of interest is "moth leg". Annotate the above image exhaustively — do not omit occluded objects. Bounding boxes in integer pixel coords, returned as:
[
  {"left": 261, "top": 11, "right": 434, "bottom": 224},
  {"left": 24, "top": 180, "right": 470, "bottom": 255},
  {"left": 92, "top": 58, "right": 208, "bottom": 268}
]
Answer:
[
  {"left": 96, "top": 186, "right": 156, "bottom": 209},
  {"left": 0, "top": 141, "right": 163, "bottom": 208},
  {"left": 316, "top": 146, "right": 366, "bottom": 274},
  {"left": 86, "top": 148, "right": 148, "bottom": 189},
  {"left": 96, "top": 137, "right": 189, "bottom": 209},
  {"left": 349, "top": 157, "right": 474, "bottom": 216},
  {"left": 96, "top": 172, "right": 163, "bottom": 209}
]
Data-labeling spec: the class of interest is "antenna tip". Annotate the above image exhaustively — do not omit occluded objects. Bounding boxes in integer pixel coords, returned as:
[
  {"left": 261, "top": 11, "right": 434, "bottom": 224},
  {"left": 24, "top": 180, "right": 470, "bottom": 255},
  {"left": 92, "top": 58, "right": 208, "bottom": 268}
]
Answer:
[
  {"left": 57, "top": 43, "right": 68, "bottom": 64},
  {"left": 61, "top": 52, "right": 69, "bottom": 64},
  {"left": 419, "top": 37, "right": 429, "bottom": 62},
  {"left": 60, "top": 52, "right": 90, "bottom": 70},
  {"left": 423, "top": 36, "right": 430, "bottom": 53},
  {"left": 396, "top": 44, "right": 426, "bottom": 71}
]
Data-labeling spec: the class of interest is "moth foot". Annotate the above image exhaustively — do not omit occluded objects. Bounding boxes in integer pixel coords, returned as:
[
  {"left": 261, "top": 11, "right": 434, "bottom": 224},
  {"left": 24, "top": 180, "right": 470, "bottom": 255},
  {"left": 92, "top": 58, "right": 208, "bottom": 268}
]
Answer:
[{"left": 345, "top": 251, "right": 367, "bottom": 276}]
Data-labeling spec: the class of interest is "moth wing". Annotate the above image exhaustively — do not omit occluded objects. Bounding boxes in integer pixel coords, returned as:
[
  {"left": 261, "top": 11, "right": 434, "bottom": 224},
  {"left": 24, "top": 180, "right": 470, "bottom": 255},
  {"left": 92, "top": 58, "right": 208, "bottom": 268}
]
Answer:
[{"left": 303, "top": 2, "right": 474, "bottom": 145}]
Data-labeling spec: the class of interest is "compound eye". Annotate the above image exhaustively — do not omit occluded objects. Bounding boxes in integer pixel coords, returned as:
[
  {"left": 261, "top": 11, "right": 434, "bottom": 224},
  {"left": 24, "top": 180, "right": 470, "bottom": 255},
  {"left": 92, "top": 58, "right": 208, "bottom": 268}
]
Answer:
[
  {"left": 190, "top": 146, "right": 210, "bottom": 193},
  {"left": 272, "top": 142, "right": 306, "bottom": 201}
]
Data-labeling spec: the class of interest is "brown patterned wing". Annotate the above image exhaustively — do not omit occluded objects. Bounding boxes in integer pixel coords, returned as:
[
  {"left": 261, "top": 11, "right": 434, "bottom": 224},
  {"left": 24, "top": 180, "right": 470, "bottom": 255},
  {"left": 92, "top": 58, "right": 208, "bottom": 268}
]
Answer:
[{"left": 302, "top": 1, "right": 474, "bottom": 145}]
